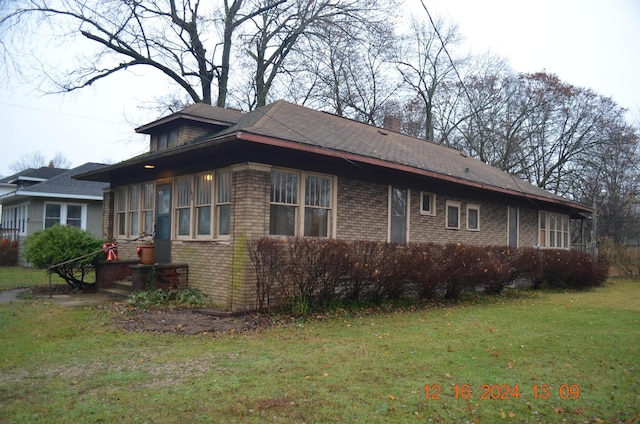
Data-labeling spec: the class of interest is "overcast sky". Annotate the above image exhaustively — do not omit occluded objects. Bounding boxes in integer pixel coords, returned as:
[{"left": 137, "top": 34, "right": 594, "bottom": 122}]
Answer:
[{"left": 1, "top": 0, "right": 638, "bottom": 178}]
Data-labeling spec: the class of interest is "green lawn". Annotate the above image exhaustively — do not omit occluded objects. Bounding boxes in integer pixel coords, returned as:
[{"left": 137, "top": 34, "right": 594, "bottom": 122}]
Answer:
[
  {"left": 0, "top": 277, "right": 638, "bottom": 423},
  {"left": 0, "top": 266, "right": 65, "bottom": 291}
]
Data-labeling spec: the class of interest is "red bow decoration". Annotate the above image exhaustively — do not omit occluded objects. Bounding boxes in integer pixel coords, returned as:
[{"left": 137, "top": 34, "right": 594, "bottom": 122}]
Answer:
[{"left": 102, "top": 242, "right": 119, "bottom": 261}]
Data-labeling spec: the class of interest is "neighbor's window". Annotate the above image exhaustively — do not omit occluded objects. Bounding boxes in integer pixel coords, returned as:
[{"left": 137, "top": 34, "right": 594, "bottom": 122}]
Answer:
[
  {"left": 270, "top": 170, "right": 298, "bottom": 236},
  {"left": 66, "top": 205, "right": 83, "bottom": 228},
  {"left": 539, "top": 211, "right": 569, "bottom": 249},
  {"left": 467, "top": 204, "right": 480, "bottom": 231},
  {"left": 44, "top": 203, "right": 86, "bottom": 230},
  {"left": 446, "top": 201, "right": 461, "bottom": 229},
  {"left": 217, "top": 170, "right": 232, "bottom": 236},
  {"left": 176, "top": 177, "right": 192, "bottom": 236},
  {"left": 420, "top": 192, "right": 436, "bottom": 216},
  {"left": 1, "top": 204, "right": 28, "bottom": 236},
  {"left": 44, "top": 204, "right": 61, "bottom": 229}
]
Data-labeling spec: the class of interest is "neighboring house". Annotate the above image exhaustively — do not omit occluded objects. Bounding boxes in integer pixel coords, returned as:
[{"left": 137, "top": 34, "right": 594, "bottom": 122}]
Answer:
[
  {"left": 0, "top": 163, "right": 108, "bottom": 265},
  {"left": 77, "top": 101, "right": 592, "bottom": 310}
]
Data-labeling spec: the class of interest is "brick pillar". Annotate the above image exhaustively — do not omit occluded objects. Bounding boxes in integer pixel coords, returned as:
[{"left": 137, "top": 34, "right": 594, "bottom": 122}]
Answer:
[
  {"left": 102, "top": 188, "right": 115, "bottom": 240},
  {"left": 228, "top": 163, "right": 271, "bottom": 310}
]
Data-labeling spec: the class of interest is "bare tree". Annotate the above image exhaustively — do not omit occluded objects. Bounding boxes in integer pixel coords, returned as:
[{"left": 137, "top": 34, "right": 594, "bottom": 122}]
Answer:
[
  {"left": 240, "top": 0, "right": 393, "bottom": 109},
  {"left": 9, "top": 151, "right": 72, "bottom": 172},
  {"left": 395, "top": 17, "right": 463, "bottom": 141},
  {"left": 0, "top": 0, "right": 284, "bottom": 107}
]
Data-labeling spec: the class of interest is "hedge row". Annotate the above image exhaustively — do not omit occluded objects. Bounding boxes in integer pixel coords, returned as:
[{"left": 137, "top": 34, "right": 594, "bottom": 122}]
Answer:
[{"left": 247, "top": 238, "right": 609, "bottom": 312}]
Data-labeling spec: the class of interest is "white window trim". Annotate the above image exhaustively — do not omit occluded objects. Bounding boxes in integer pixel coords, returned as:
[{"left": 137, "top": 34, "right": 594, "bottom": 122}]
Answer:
[
  {"left": 175, "top": 176, "right": 195, "bottom": 240},
  {"left": 539, "top": 211, "right": 570, "bottom": 249},
  {"left": 445, "top": 200, "right": 461, "bottom": 230},
  {"left": 215, "top": 170, "right": 232, "bottom": 240},
  {"left": 420, "top": 191, "right": 436, "bottom": 216},
  {"left": 508, "top": 206, "right": 519, "bottom": 247},
  {"left": 115, "top": 183, "right": 157, "bottom": 239},
  {"left": 467, "top": 204, "right": 480, "bottom": 231},
  {"left": 269, "top": 168, "right": 336, "bottom": 239},
  {"left": 1, "top": 203, "right": 29, "bottom": 236},
  {"left": 387, "top": 186, "right": 410, "bottom": 243},
  {"left": 43, "top": 202, "right": 87, "bottom": 230}
]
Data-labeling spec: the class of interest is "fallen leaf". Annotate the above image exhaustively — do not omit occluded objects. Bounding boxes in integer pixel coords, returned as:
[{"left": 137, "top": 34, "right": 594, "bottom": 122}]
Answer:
[{"left": 388, "top": 394, "right": 396, "bottom": 400}]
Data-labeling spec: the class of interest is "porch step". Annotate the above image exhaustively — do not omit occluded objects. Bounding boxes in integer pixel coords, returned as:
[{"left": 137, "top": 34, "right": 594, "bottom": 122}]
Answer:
[{"left": 99, "top": 279, "right": 133, "bottom": 299}]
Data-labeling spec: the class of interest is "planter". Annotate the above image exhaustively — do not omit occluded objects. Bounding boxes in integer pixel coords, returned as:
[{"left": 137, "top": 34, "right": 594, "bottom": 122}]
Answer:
[{"left": 138, "top": 245, "right": 156, "bottom": 264}]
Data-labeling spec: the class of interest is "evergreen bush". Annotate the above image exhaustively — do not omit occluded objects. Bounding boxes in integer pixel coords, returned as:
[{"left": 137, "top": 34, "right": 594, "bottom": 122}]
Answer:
[{"left": 23, "top": 224, "right": 104, "bottom": 291}]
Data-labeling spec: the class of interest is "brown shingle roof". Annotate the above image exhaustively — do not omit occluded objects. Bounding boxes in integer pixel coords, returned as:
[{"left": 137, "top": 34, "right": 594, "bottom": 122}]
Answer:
[
  {"left": 136, "top": 103, "right": 244, "bottom": 133},
  {"left": 218, "top": 100, "right": 583, "bottom": 209}
]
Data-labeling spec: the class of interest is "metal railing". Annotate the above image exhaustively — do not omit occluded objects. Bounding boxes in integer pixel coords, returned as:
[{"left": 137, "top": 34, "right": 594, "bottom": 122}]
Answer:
[{"left": 47, "top": 236, "right": 147, "bottom": 297}]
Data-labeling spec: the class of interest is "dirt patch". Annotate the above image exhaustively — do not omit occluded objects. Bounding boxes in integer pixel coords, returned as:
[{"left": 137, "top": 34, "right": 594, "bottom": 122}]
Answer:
[
  {"left": 115, "top": 308, "right": 281, "bottom": 335},
  {"left": 27, "top": 284, "right": 282, "bottom": 335}
]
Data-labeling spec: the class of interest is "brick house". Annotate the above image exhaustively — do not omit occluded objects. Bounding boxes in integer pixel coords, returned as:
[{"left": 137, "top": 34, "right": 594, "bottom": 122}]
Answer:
[
  {"left": 78, "top": 101, "right": 591, "bottom": 310},
  {"left": 0, "top": 163, "right": 108, "bottom": 265}
]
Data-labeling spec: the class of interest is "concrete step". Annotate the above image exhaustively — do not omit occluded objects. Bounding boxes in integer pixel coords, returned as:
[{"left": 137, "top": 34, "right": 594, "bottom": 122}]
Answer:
[
  {"left": 99, "top": 279, "right": 133, "bottom": 299},
  {"left": 99, "top": 287, "right": 131, "bottom": 299},
  {"left": 111, "top": 279, "right": 133, "bottom": 292}
]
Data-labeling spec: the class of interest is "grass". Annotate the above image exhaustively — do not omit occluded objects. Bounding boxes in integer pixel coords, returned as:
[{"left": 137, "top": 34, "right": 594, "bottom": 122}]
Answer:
[
  {"left": 0, "top": 275, "right": 638, "bottom": 423},
  {"left": 0, "top": 266, "right": 65, "bottom": 291}
]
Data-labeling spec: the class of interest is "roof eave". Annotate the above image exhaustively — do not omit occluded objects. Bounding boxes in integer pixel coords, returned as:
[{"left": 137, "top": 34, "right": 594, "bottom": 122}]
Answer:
[{"left": 236, "top": 131, "right": 592, "bottom": 215}]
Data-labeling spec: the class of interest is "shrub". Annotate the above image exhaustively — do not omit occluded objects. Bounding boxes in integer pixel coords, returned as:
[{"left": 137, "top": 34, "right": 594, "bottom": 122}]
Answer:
[
  {"left": 23, "top": 225, "right": 104, "bottom": 291},
  {"left": 248, "top": 238, "right": 287, "bottom": 312},
  {"left": 248, "top": 238, "right": 610, "bottom": 312},
  {"left": 126, "top": 288, "right": 206, "bottom": 309},
  {"left": 537, "top": 250, "right": 609, "bottom": 289}
]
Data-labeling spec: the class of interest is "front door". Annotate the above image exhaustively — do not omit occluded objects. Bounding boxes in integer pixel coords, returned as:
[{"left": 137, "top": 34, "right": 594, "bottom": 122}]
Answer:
[{"left": 155, "top": 184, "right": 172, "bottom": 263}]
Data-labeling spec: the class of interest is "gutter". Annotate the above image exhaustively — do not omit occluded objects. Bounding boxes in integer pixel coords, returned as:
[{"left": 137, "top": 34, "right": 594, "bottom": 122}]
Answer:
[{"left": 236, "top": 131, "right": 593, "bottom": 214}]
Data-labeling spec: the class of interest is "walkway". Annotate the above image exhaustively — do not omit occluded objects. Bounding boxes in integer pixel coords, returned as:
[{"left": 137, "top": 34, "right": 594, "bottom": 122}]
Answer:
[{"left": 0, "top": 288, "right": 114, "bottom": 307}]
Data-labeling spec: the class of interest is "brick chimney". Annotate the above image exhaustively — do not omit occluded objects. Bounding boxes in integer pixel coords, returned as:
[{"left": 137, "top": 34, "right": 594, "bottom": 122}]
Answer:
[
  {"left": 48, "top": 160, "right": 55, "bottom": 168},
  {"left": 383, "top": 115, "right": 402, "bottom": 133}
]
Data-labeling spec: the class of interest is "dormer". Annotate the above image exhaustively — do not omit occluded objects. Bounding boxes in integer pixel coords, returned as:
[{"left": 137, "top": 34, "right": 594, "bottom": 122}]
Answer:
[{"left": 136, "top": 103, "right": 244, "bottom": 153}]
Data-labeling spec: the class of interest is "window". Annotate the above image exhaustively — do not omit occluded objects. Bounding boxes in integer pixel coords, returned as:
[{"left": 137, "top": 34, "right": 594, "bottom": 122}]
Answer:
[
  {"left": 129, "top": 185, "right": 140, "bottom": 236},
  {"left": 420, "top": 192, "right": 436, "bottom": 216},
  {"left": 44, "top": 203, "right": 86, "bottom": 229},
  {"left": 158, "top": 133, "right": 167, "bottom": 150},
  {"left": 2, "top": 204, "right": 29, "bottom": 235},
  {"left": 195, "top": 173, "right": 213, "bottom": 236},
  {"left": 116, "top": 188, "right": 127, "bottom": 236},
  {"left": 168, "top": 129, "right": 177, "bottom": 148},
  {"left": 467, "top": 204, "right": 480, "bottom": 231},
  {"left": 176, "top": 177, "right": 192, "bottom": 237},
  {"left": 446, "top": 201, "right": 461, "bottom": 229},
  {"left": 269, "top": 169, "right": 334, "bottom": 237},
  {"left": 44, "top": 204, "right": 61, "bottom": 228},
  {"left": 157, "top": 129, "right": 178, "bottom": 151},
  {"left": 142, "top": 183, "right": 154, "bottom": 236},
  {"left": 305, "top": 175, "right": 331, "bottom": 237},
  {"left": 390, "top": 187, "right": 408, "bottom": 243},
  {"left": 66, "top": 205, "right": 83, "bottom": 228},
  {"left": 509, "top": 206, "right": 519, "bottom": 247},
  {"left": 539, "top": 211, "right": 546, "bottom": 247},
  {"left": 217, "top": 170, "right": 231, "bottom": 236},
  {"left": 539, "top": 211, "right": 569, "bottom": 249},
  {"left": 270, "top": 171, "right": 298, "bottom": 236}
]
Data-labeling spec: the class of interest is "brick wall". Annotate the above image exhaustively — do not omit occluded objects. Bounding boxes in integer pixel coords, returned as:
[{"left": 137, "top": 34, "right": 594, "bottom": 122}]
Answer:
[
  {"left": 337, "top": 178, "right": 389, "bottom": 241},
  {"left": 102, "top": 189, "right": 114, "bottom": 240},
  {"left": 104, "top": 163, "right": 548, "bottom": 310}
]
